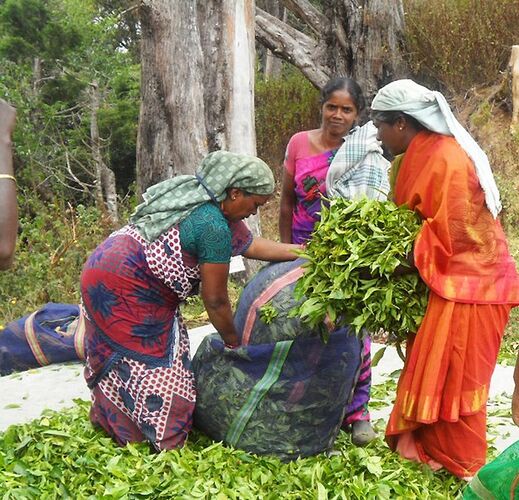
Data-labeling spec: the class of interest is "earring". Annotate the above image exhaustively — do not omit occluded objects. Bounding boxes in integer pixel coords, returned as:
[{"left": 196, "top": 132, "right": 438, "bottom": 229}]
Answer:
[{"left": 232, "top": 196, "right": 236, "bottom": 200}]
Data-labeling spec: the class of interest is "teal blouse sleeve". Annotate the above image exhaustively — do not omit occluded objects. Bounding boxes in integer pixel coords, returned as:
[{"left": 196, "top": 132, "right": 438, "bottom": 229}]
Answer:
[{"left": 179, "top": 203, "right": 232, "bottom": 264}]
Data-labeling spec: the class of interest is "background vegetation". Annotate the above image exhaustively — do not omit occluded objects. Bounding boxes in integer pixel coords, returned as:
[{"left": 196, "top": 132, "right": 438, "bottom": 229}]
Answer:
[
  {"left": 405, "top": 0, "right": 519, "bottom": 92},
  {"left": 0, "top": 1, "right": 518, "bottom": 496}
]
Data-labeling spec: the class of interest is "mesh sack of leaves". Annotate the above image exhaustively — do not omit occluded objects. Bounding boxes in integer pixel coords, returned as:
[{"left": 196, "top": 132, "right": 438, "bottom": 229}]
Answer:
[
  {"left": 193, "top": 333, "right": 361, "bottom": 460},
  {"left": 293, "top": 197, "right": 429, "bottom": 343},
  {"left": 193, "top": 259, "right": 362, "bottom": 460},
  {"left": 235, "top": 258, "right": 330, "bottom": 345}
]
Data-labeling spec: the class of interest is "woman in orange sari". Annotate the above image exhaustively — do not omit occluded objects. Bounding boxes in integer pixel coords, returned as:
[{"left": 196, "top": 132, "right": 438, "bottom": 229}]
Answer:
[{"left": 370, "top": 79, "right": 519, "bottom": 479}]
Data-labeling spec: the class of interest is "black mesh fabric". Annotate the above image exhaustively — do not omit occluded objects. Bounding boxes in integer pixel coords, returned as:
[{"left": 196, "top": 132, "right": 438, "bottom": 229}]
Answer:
[{"left": 193, "top": 259, "right": 362, "bottom": 460}]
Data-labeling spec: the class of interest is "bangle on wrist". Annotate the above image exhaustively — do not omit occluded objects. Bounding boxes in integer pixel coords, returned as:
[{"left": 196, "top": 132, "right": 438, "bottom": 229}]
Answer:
[{"left": 0, "top": 174, "right": 16, "bottom": 183}]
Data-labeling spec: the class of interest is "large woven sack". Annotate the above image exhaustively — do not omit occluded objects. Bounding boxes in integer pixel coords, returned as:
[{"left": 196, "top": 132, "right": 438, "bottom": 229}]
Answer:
[
  {"left": 0, "top": 303, "right": 85, "bottom": 376},
  {"left": 193, "top": 259, "right": 362, "bottom": 460}
]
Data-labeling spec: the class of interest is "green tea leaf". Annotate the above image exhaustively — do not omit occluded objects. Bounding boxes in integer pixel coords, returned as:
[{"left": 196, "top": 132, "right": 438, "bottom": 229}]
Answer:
[{"left": 292, "top": 198, "right": 429, "bottom": 343}]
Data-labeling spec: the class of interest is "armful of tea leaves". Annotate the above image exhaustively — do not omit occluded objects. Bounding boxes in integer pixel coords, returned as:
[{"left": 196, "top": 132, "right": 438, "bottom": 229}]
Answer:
[{"left": 291, "top": 198, "right": 428, "bottom": 342}]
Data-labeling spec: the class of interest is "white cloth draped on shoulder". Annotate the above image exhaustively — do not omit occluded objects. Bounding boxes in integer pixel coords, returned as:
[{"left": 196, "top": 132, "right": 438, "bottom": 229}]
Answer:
[{"left": 326, "top": 121, "right": 390, "bottom": 201}]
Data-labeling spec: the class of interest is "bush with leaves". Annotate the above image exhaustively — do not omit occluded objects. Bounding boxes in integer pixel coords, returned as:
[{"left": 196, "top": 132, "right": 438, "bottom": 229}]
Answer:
[
  {"left": 0, "top": 196, "right": 113, "bottom": 325},
  {"left": 293, "top": 198, "right": 429, "bottom": 342},
  {"left": 255, "top": 69, "right": 320, "bottom": 179},
  {"left": 404, "top": 0, "right": 519, "bottom": 92}
]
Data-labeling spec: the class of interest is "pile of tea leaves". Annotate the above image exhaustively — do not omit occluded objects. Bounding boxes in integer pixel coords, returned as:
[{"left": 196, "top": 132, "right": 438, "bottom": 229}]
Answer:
[
  {"left": 293, "top": 198, "right": 429, "bottom": 342},
  {"left": 0, "top": 398, "right": 466, "bottom": 499}
]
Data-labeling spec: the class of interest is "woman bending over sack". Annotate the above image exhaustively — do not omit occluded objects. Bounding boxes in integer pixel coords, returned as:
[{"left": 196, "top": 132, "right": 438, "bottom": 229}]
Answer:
[{"left": 80, "top": 151, "right": 299, "bottom": 450}]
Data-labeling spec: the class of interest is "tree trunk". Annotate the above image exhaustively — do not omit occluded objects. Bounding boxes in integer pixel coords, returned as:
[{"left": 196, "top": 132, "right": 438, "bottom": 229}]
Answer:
[
  {"left": 137, "top": 1, "right": 207, "bottom": 192},
  {"left": 90, "top": 81, "right": 118, "bottom": 225},
  {"left": 32, "top": 57, "right": 42, "bottom": 94},
  {"left": 256, "top": 0, "right": 407, "bottom": 99},
  {"left": 262, "top": 0, "right": 285, "bottom": 79},
  {"left": 137, "top": 0, "right": 263, "bottom": 274},
  {"left": 137, "top": 0, "right": 258, "bottom": 188}
]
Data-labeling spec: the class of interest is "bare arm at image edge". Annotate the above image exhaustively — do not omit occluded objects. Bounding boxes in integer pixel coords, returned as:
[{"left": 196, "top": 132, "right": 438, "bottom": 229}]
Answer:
[{"left": 0, "top": 99, "right": 17, "bottom": 270}]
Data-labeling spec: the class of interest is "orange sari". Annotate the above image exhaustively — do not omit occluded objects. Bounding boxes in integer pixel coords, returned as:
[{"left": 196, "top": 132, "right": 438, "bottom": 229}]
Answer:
[{"left": 386, "top": 131, "right": 519, "bottom": 478}]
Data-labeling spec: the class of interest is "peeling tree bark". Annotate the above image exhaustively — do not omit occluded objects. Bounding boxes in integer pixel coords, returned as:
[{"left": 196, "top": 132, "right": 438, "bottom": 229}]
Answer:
[
  {"left": 90, "top": 81, "right": 118, "bottom": 225},
  {"left": 261, "top": 0, "right": 285, "bottom": 79},
  {"left": 137, "top": 1, "right": 263, "bottom": 275},
  {"left": 137, "top": 0, "right": 258, "bottom": 188},
  {"left": 256, "top": 7, "right": 329, "bottom": 88},
  {"left": 137, "top": 1, "right": 207, "bottom": 192},
  {"left": 256, "top": 0, "right": 408, "bottom": 98}
]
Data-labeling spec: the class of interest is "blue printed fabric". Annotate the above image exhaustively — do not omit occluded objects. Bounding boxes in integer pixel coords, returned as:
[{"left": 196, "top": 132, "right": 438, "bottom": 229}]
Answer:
[{"left": 0, "top": 303, "right": 84, "bottom": 376}]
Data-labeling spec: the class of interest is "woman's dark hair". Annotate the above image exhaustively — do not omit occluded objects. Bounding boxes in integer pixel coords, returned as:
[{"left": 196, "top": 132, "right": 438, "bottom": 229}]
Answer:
[
  {"left": 320, "top": 77, "right": 365, "bottom": 112},
  {"left": 370, "top": 110, "right": 425, "bottom": 131},
  {"left": 226, "top": 187, "right": 254, "bottom": 197}
]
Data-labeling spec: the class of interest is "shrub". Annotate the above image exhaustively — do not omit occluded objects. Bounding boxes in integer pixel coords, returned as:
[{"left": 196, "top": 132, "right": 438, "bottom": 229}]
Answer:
[
  {"left": 0, "top": 195, "right": 113, "bottom": 324},
  {"left": 255, "top": 69, "right": 320, "bottom": 180},
  {"left": 404, "top": 0, "right": 519, "bottom": 92}
]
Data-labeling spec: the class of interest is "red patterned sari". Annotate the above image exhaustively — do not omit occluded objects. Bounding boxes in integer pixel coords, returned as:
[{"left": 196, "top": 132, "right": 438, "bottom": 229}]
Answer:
[
  {"left": 80, "top": 219, "right": 251, "bottom": 450},
  {"left": 386, "top": 131, "right": 519, "bottom": 477}
]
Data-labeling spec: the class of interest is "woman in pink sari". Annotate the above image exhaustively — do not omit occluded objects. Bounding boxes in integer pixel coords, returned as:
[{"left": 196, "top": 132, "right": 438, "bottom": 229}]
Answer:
[
  {"left": 279, "top": 78, "right": 363, "bottom": 244},
  {"left": 279, "top": 77, "right": 389, "bottom": 446}
]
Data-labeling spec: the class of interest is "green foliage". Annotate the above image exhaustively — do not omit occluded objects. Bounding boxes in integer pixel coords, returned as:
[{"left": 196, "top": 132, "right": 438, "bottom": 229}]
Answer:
[
  {"left": 0, "top": 398, "right": 466, "bottom": 498},
  {"left": 255, "top": 70, "right": 320, "bottom": 178},
  {"left": 0, "top": 0, "right": 84, "bottom": 65},
  {"left": 404, "top": 0, "right": 519, "bottom": 92},
  {"left": 0, "top": 0, "right": 139, "bottom": 202},
  {"left": 0, "top": 196, "right": 112, "bottom": 325},
  {"left": 259, "top": 302, "right": 279, "bottom": 325},
  {"left": 0, "top": 0, "right": 50, "bottom": 63},
  {"left": 97, "top": 64, "right": 140, "bottom": 192},
  {"left": 293, "top": 198, "right": 429, "bottom": 342},
  {"left": 92, "top": 0, "right": 141, "bottom": 60},
  {"left": 470, "top": 101, "right": 492, "bottom": 129}
]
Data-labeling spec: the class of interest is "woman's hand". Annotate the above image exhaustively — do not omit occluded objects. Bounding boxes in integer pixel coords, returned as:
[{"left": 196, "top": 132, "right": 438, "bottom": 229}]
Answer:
[{"left": 244, "top": 237, "right": 300, "bottom": 262}]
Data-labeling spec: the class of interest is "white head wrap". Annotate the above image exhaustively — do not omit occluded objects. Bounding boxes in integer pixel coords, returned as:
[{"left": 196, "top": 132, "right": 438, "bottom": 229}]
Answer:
[{"left": 371, "top": 79, "right": 501, "bottom": 218}]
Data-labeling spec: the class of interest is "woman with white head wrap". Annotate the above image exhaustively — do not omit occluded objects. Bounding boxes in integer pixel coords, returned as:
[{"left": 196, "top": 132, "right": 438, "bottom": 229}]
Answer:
[{"left": 370, "top": 79, "right": 519, "bottom": 479}]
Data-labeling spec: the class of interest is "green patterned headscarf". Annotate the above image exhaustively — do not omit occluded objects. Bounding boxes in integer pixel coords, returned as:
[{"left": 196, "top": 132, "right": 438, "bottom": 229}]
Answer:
[{"left": 130, "top": 150, "right": 275, "bottom": 242}]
